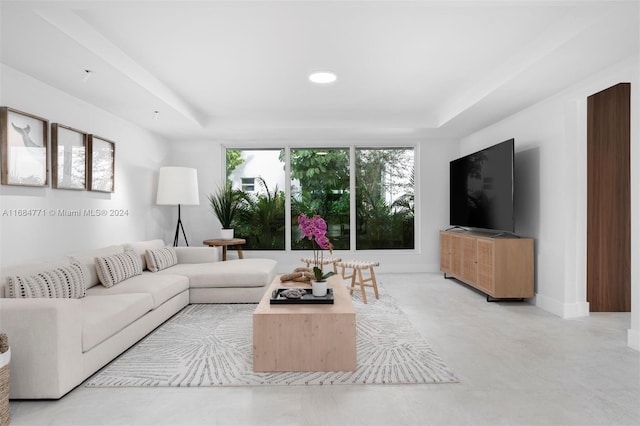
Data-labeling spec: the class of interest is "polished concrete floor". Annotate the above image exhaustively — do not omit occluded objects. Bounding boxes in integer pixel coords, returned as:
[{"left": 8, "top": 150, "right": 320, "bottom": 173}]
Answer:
[{"left": 9, "top": 273, "right": 640, "bottom": 425}]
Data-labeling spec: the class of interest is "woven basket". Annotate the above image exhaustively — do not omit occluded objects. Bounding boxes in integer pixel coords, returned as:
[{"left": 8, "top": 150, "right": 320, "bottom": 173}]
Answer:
[{"left": 0, "top": 333, "right": 10, "bottom": 426}]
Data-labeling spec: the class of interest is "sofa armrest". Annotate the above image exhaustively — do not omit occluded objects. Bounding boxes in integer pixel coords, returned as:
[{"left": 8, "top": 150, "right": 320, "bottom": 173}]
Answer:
[
  {"left": 174, "top": 247, "right": 219, "bottom": 264},
  {"left": 0, "top": 298, "right": 84, "bottom": 399}
]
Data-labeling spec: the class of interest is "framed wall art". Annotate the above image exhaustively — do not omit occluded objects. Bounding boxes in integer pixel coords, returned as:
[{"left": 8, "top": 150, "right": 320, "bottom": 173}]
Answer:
[
  {"left": 0, "top": 106, "right": 49, "bottom": 186},
  {"left": 88, "top": 134, "right": 115, "bottom": 192},
  {"left": 51, "top": 123, "right": 88, "bottom": 190}
]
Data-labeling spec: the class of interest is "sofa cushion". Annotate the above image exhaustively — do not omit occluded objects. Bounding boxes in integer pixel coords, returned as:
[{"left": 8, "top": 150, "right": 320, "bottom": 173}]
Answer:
[
  {"left": 85, "top": 271, "right": 189, "bottom": 309},
  {"left": 160, "top": 259, "right": 277, "bottom": 288},
  {"left": 95, "top": 250, "right": 143, "bottom": 288},
  {"left": 7, "top": 262, "right": 89, "bottom": 299},
  {"left": 145, "top": 247, "right": 178, "bottom": 272},
  {"left": 81, "top": 293, "right": 154, "bottom": 352},
  {"left": 68, "top": 245, "right": 125, "bottom": 289},
  {"left": 124, "top": 240, "right": 166, "bottom": 270},
  {"left": 173, "top": 247, "right": 218, "bottom": 264}
]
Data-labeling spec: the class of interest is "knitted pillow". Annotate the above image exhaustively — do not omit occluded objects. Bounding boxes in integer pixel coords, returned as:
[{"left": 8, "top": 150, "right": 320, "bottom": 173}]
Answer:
[
  {"left": 7, "top": 262, "right": 89, "bottom": 299},
  {"left": 95, "top": 250, "right": 142, "bottom": 288},
  {"left": 144, "top": 247, "right": 178, "bottom": 272}
]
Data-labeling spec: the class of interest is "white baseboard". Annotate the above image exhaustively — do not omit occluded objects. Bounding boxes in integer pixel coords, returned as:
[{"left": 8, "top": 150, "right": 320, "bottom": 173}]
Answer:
[
  {"left": 561, "top": 300, "right": 590, "bottom": 318},
  {"left": 628, "top": 329, "right": 640, "bottom": 351},
  {"left": 535, "top": 292, "right": 590, "bottom": 318}
]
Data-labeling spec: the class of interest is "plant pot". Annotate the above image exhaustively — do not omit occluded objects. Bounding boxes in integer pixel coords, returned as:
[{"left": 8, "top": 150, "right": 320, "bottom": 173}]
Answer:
[
  {"left": 311, "top": 280, "right": 327, "bottom": 297},
  {"left": 220, "top": 228, "right": 234, "bottom": 240}
]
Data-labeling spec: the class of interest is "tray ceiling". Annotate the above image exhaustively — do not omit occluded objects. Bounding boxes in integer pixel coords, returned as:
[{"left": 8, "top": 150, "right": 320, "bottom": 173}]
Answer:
[{"left": 1, "top": 1, "right": 638, "bottom": 141}]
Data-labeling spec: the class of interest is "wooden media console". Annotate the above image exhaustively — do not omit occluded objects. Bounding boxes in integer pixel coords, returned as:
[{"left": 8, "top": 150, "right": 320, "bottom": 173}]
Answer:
[{"left": 440, "top": 230, "right": 534, "bottom": 300}]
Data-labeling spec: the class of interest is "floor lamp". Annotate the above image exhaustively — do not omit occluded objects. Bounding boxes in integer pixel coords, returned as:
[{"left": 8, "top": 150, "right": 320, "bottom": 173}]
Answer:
[{"left": 156, "top": 167, "right": 200, "bottom": 246}]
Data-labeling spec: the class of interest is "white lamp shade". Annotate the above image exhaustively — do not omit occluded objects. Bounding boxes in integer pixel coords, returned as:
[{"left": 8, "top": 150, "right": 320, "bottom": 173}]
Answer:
[{"left": 156, "top": 167, "right": 200, "bottom": 205}]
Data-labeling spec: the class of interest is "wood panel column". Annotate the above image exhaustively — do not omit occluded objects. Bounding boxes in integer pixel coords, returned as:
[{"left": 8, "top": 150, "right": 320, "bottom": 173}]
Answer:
[{"left": 587, "top": 83, "right": 631, "bottom": 312}]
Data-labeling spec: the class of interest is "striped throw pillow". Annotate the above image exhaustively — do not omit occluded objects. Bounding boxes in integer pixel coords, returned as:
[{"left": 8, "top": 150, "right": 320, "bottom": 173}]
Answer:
[
  {"left": 145, "top": 247, "right": 178, "bottom": 272},
  {"left": 7, "top": 262, "right": 89, "bottom": 299},
  {"left": 95, "top": 250, "right": 142, "bottom": 288}
]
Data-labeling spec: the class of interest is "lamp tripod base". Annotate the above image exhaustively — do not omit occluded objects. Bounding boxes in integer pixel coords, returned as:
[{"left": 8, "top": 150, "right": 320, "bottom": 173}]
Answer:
[{"left": 173, "top": 204, "right": 189, "bottom": 247}]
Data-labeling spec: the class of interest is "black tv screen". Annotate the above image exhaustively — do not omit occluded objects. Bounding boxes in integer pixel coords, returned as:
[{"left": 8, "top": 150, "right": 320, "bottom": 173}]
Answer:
[{"left": 450, "top": 139, "right": 514, "bottom": 232}]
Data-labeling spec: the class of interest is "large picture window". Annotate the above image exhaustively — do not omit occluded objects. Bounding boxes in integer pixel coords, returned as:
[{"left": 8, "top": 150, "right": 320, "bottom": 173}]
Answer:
[
  {"left": 224, "top": 146, "right": 414, "bottom": 251},
  {"left": 355, "top": 148, "right": 415, "bottom": 249},
  {"left": 226, "top": 149, "right": 286, "bottom": 250},
  {"left": 289, "top": 148, "right": 350, "bottom": 250}
]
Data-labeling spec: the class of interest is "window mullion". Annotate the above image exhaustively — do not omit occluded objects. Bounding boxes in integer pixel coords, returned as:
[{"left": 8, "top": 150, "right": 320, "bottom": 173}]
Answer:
[
  {"left": 349, "top": 145, "right": 356, "bottom": 252},
  {"left": 284, "top": 146, "right": 292, "bottom": 252}
]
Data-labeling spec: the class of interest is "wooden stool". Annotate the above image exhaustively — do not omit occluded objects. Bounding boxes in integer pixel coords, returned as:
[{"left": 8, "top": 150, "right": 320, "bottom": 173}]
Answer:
[
  {"left": 339, "top": 260, "right": 380, "bottom": 304},
  {"left": 300, "top": 257, "right": 342, "bottom": 274}
]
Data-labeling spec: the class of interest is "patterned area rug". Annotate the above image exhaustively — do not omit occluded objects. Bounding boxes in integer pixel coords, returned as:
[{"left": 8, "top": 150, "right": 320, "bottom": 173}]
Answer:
[{"left": 85, "top": 285, "right": 458, "bottom": 387}]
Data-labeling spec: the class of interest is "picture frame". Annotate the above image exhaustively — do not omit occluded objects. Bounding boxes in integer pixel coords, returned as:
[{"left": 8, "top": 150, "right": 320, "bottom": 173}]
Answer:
[
  {"left": 0, "top": 106, "right": 49, "bottom": 187},
  {"left": 88, "top": 135, "right": 115, "bottom": 192},
  {"left": 51, "top": 123, "right": 88, "bottom": 190}
]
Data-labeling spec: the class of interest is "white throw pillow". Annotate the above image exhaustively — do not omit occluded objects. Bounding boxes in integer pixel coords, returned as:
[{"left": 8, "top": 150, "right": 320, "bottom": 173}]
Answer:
[
  {"left": 95, "top": 250, "right": 142, "bottom": 288},
  {"left": 144, "top": 247, "right": 178, "bottom": 272},
  {"left": 7, "top": 262, "right": 88, "bottom": 299}
]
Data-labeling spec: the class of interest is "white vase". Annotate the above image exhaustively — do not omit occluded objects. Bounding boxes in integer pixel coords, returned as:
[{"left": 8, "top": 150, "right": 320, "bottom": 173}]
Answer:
[
  {"left": 312, "top": 280, "right": 327, "bottom": 297},
  {"left": 220, "top": 228, "right": 234, "bottom": 240}
]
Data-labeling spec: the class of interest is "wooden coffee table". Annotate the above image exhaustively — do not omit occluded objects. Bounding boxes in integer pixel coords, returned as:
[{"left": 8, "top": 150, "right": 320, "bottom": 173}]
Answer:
[{"left": 253, "top": 275, "right": 356, "bottom": 372}]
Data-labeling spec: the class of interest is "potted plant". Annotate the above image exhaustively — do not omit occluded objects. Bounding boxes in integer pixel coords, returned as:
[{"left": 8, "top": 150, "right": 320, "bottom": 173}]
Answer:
[
  {"left": 208, "top": 182, "right": 245, "bottom": 239},
  {"left": 297, "top": 213, "right": 334, "bottom": 296}
]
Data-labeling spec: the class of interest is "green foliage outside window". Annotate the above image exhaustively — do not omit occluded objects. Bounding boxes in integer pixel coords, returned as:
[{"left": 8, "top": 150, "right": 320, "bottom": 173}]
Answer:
[
  {"left": 225, "top": 147, "right": 414, "bottom": 251},
  {"left": 225, "top": 150, "right": 244, "bottom": 178},
  {"left": 233, "top": 180, "right": 286, "bottom": 250},
  {"left": 289, "top": 149, "right": 350, "bottom": 250},
  {"left": 355, "top": 148, "right": 414, "bottom": 249}
]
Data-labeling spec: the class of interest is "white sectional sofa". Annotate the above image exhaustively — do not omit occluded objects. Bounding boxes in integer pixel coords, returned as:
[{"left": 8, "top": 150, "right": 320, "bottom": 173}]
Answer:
[{"left": 0, "top": 239, "right": 278, "bottom": 399}]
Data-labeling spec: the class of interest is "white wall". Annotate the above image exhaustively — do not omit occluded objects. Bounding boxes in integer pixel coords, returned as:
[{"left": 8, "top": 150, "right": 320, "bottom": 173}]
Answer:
[
  {"left": 167, "top": 138, "right": 457, "bottom": 274},
  {"left": 460, "top": 57, "right": 639, "bottom": 350},
  {"left": 0, "top": 65, "right": 171, "bottom": 266}
]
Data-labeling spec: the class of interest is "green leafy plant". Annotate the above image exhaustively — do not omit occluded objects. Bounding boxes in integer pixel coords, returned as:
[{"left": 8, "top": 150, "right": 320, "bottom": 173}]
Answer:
[
  {"left": 207, "top": 182, "right": 245, "bottom": 229},
  {"left": 237, "top": 177, "right": 286, "bottom": 249}
]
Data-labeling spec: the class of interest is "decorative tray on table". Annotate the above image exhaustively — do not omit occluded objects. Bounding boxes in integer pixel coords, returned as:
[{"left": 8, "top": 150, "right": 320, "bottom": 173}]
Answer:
[{"left": 270, "top": 288, "right": 334, "bottom": 304}]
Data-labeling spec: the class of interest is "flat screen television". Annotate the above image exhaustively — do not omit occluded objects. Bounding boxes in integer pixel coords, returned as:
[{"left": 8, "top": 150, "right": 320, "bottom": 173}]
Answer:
[{"left": 449, "top": 138, "right": 514, "bottom": 233}]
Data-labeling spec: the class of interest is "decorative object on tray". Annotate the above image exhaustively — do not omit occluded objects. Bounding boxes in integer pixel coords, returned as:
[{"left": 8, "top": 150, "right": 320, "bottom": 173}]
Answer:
[
  {"left": 280, "top": 267, "right": 314, "bottom": 283},
  {"left": 0, "top": 333, "right": 10, "bottom": 426},
  {"left": 280, "top": 288, "right": 306, "bottom": 299},
  {"left": 208, "top": 181, "right": 246, "bottom": 239},
  {"left": 270, "top": 288, "right": 334, "bottom": 304},
  {"left": 1, "top": 106, "right": 49, "bottom": 187},
  {"left": 297, "top": 213, "right": 335, "bottom": 296}
]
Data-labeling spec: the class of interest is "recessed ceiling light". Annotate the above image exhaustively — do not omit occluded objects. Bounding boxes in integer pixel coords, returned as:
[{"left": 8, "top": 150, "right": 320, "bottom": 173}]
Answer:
[{"left": 309, "top": 71, "right": 337, "bottom": 84}]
